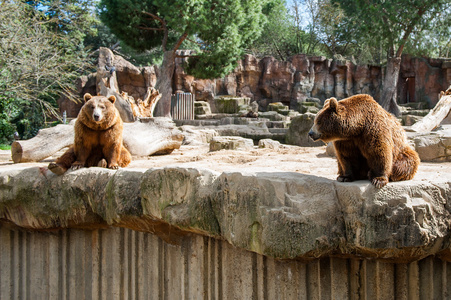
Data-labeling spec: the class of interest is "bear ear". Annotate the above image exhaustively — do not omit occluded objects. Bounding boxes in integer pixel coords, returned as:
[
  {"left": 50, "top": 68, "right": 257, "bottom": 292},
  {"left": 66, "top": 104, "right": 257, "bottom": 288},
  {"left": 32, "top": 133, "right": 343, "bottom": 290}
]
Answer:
[
  {"left": 108, "top": 95, "right": 116, "bottom": 104},
  {"left": 83, "top": 93, "right": 92, "bottom": 102},
  {"left": 328, "top": 97, "right": 338, "bottom": 112}
]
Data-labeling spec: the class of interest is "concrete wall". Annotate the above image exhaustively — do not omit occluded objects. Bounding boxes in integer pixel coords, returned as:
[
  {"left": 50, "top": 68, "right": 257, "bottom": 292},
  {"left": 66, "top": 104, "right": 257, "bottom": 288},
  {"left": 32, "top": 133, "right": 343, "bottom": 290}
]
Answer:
[{"left": 1, "top": 225, "right": 449, "bottom": 300}]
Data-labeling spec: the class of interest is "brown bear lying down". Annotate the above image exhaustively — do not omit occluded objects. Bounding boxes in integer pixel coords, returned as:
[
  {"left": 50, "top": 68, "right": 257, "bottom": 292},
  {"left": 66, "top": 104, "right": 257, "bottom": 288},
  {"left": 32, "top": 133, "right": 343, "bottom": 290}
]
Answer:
[
  {"left": 309, "top": 94, "right": 420, "bottom": 188},
  {"left": 49, "top": 93, "right": 131, "bottom": 175}
]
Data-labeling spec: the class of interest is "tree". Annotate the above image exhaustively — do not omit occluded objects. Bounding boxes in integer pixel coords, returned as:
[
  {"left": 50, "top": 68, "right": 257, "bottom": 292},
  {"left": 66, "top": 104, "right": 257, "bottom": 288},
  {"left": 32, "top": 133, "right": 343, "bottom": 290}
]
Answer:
[
  {"left": 99, "top": 0, "right": 269, "bottom": 117},
  {"left": 0, "top": 1, "right": 91, "bottom": 141},
  {"left": 332, "top": 0, "right": 451, "bottom": 116},
  {"left": 250, "top": 0, "right": 290, "bottom": 60}
]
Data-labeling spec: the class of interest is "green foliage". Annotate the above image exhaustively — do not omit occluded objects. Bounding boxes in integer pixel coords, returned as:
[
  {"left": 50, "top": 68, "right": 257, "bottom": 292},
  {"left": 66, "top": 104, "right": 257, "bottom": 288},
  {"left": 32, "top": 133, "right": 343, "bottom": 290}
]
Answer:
[
  {"left": 187, "top": 0, "right": 266, "bottom": 78},
  {"left": 98, "top": 1, "right": 170, "bottom": 51},
  {"left": 250, "top": 0, "right": 293, "bottom": 60},
  {"left": 0, "top": 1, "right": 92, "bottom": 142},
  {"left": 251, "top": 0, "right": 451, "bottom": 63},
  {"left": 0, "top": 94, "right": 18, "bottom": 145},
  {"left": 27, "top": 0, "right": 100, "bottom": 50},
  {"left": 0, "top": 88, "right": 46, "bottom": 144},
  {"left": 331, "top": 0, "right": 451, "bottom": 60},
  {"left": 251, "top": 0, "right": 345, "bottom": 60},
  {"left": 99, "top": 0, "right": 269, "bottom": 79}
]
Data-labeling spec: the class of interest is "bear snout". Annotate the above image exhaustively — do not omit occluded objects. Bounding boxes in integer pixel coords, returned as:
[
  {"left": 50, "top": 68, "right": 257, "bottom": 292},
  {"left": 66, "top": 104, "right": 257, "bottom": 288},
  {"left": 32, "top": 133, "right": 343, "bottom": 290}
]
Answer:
[
  {"left": 93, "top": 113, "right": 101, "bottom": 121},
  {"left": 308, "top": 130, "right": 320, "bottom": 141},
  {"left": 308, "top": 125, "right": 321, "bottom": 141},
  {"left": 92, "top": 108, "right": 103, "bottom": 122}
]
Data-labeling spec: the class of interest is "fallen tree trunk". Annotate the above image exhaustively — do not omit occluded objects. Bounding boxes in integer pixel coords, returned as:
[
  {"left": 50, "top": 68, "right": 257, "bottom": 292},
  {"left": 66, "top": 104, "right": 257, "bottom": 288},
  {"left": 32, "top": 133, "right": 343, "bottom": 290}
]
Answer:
[
  {"left": 122, "top": 118, "right": 183, "bottom": 156},
  {"left": 11, "top": 124, "right": 75, "bottom": 163},
  {"left": 11, "top": 118, "right": 183, "bottom": 163},
  {"left": 411, "top": 95, "right": 451, "bottom": 133}
]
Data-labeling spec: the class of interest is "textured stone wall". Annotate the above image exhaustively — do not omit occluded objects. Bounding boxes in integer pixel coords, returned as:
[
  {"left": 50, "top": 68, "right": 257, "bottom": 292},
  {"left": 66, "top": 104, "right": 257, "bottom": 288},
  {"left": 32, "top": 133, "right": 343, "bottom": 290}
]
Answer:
[
  {"left": 1, "top": 225, "right": 451, "bottom": 300},
  {"left": 2, "top": 150, "right": 451, "bottom": 298},
  {"left": 59, "top": 49, "right": 451, "bottom": 117},
  {"left": 175, "top": 53, "right": 451, "bottom": 111}
]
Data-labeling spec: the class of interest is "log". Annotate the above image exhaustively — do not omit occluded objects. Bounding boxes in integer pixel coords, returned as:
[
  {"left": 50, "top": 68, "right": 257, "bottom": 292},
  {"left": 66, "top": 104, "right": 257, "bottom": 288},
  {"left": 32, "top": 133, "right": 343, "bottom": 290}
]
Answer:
[
  {"left": 122, "top": 118, "right": 183, "bottom": 156},
  {"left": 127, "top": 87, "right": 162, "bottom": 119},
  {"left": 11, "top": 124, "right": 75, "bottom": 163},
  {"left": 411, "top": 95, "right": 451, "bottom": 133},
  {"left": 11, "top": 118, "right": 183, "bottom": 163}
]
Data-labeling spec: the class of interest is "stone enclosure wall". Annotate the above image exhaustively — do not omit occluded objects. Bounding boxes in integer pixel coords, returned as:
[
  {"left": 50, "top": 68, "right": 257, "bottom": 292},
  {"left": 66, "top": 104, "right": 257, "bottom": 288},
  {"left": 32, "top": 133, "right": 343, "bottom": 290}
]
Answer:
[
  {"left": 1, "top": 225, "right": 451, "bottom": 300},
  {"left": 2, "top": 160, "right": 451, "bottom": 299},
  {"left": 59, "top": 50, "right": 451, "bottom": 118},
  {"left": 176, "top": 53, "right": 451, "bottom": 111}
]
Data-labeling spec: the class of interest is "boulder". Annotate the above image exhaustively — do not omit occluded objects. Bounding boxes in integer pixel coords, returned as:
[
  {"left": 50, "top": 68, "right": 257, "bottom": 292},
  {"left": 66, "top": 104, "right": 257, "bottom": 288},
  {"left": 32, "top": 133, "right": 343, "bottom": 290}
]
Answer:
[
  {"left": 194, "top": 101, "right": 212, "bottom": 116},
  {"left": 209, "top": 136, "right": 254, "bottom": 151},
  {"left": 286, "top": 113, "right": 322, "bottom": 147},
  {"left": 258, "top": 111, "right": 288, "bottom": 121},
  {"left": 258, "top": 139, "right": 281, "bottom": 149},
  {"left": 402, "top": 114, "right": 423, "bottom": 126},
  {"left": 410, "top": 125, "right": 451, "bottom": 162},
  {"left": 179, "top": 125, "right": 218, "bottom": 145},
  {"left": 267, "top": 102, "right": 289, "bottom": 112},
  {"left": 212, "top": 96, "right": 251, "bottom": 114}
]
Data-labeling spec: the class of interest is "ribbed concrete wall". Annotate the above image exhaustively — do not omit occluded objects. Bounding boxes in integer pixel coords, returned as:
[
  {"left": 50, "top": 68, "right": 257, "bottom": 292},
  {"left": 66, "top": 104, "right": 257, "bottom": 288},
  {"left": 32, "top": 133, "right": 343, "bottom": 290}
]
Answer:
[{"left": 0, "top": 225, "right": 449, "bottom": 300}]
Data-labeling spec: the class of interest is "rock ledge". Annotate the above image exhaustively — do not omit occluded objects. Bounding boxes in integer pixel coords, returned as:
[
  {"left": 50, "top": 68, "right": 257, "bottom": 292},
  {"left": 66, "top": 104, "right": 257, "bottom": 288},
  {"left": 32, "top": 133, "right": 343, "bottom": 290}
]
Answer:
[{"left": 1, "top": 162, "right": 450, "bottom": 262}]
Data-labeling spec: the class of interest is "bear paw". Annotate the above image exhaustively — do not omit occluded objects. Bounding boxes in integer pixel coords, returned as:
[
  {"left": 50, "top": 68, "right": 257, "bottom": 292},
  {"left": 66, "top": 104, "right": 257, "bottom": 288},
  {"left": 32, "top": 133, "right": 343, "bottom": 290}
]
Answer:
[
  {"left": 372, "top": 176, "right": 388, "bottom": 188},
  {"left": 108, "top": 163, "right": 119, "bottom": 170},
  {"left": 71, "top": 162, "right": 84, "bottom": 170},
  {"left": 337, "top": 175, "right": 354, "bottom": 182},
  {"left": 97, "top": 159, "right": 107, "bottom": 168},
  {"left": 48, "top": 163, "right": 67, "bottom": 176}
]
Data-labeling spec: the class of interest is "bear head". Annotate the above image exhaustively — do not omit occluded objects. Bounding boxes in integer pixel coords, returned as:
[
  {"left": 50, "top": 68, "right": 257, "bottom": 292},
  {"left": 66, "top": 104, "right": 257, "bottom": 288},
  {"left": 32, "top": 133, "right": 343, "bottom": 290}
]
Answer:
[
  {"left": 308, "top": 97, "right": 347, "bottom": 143},
  {"left": 79, "top": 93, "right": 119, "bottom": 130}
]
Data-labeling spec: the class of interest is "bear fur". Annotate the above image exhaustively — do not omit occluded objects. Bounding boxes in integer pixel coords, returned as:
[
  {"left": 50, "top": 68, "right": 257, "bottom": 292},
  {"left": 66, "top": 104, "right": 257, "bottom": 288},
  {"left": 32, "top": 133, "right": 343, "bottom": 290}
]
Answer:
[
  {"left": 309, "top": 94, "right": 420, "bottom": 188},
  {"left": 49, "top": 93, "right": 131, "bottom": 175}
]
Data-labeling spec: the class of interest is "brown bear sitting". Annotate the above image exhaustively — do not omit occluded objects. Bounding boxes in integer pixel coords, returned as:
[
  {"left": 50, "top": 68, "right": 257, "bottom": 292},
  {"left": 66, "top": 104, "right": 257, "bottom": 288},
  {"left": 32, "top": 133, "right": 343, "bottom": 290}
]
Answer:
[
  {"left": 49, "top": 93, "right": 131, "bottom": 175},
  {"left": 308, "top": 94, "right": 420, "bottom": 188}
]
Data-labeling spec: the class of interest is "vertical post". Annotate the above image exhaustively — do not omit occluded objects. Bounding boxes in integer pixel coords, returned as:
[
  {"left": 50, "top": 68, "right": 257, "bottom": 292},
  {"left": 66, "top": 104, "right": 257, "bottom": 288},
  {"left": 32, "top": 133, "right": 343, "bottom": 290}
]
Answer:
[{"left": 170, "top": 92, "right": 194, "bottom": 120}]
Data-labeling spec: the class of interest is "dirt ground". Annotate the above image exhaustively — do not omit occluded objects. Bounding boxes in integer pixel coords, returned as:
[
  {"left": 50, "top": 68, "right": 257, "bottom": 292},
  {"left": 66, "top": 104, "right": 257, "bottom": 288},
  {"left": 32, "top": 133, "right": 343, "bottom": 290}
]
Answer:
[{"left": 1, "top": 144, "right": 450, "bottom": 183}]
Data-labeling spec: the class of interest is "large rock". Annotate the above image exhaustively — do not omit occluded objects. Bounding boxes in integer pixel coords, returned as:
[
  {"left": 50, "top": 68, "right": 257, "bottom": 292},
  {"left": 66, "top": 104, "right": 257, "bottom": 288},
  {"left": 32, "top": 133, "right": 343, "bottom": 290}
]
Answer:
[
  {"left": 212, "top": 96, "right": 251, "bottom": 114},
  {"left": 410, "top": 125, "right": 451, "bottom": 162},
  {"left": 286, "top": 113, "right": 322, "bottom": 147},
  {"left": 209, "top": 136, "right": 254, "bottom": 151},
  {"left": 1, "top": 164, "right": 451, "bottom": 262}
]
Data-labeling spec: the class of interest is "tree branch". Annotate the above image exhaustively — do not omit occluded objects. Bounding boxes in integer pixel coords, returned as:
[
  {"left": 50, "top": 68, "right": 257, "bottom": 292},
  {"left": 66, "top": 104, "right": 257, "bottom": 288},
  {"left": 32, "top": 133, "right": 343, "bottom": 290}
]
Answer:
[
  {"left": 141, "top": 11, "right": 169, "bottom": 50},
  {"left": 173, "top": 32, "right": 188, "bottom": 52},
  {"left": 137, "top": 26, "right": 165, "bottom": 31}
]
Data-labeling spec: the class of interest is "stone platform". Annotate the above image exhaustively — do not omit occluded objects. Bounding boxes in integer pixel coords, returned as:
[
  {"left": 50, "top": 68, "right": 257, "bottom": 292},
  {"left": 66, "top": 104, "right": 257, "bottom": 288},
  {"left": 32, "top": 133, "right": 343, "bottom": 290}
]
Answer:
[{"left": 1, "top": 145, "right": 451, "bottom": 298}]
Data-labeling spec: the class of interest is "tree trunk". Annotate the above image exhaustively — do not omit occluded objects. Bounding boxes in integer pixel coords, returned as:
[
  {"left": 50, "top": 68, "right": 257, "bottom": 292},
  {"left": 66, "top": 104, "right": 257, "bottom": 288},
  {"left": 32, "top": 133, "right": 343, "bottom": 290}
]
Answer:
[
  {"left": 411, "top": 95, "right": 451, "bottom": 133},
  {"left": 11, "top": 124, "right": 75, "bottom": 163},
  {"left": 154, "top": 51, "right": 177, "bottom": 117},
  {"left": 379, "top": 56, "right": 402, "bottom": 116},
  {"left": 11, "top": 119, "right": 184, "bottom": 163}
]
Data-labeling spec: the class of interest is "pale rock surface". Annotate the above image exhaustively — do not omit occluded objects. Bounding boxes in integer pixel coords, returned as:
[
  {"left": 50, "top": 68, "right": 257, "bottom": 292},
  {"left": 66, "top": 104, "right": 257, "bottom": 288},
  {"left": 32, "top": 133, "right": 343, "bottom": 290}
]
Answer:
[
  {"left": 286, "top": 113, "right": 321, "bottom": 147},
  {"left": 1, "top": 144, "right": 451, "bottom": 261},
  {"left": 409, "top": 125, "right": 451, "bottom": 162},
  {"left": 209, "top": 136, "right": 254, "bottom": 151},
  {"left": 258, "top": 139, "right": 281, "bottom": 149}
]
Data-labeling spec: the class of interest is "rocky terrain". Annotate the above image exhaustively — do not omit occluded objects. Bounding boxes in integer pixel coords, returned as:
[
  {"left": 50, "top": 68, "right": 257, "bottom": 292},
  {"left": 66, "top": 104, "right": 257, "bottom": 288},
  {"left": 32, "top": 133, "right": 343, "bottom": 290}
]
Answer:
[
  {"left": 1, "top": 133, "right": 451, "bottom": 262},
  {"left": 58, "top": 49, "right": 451, "bottom": 118}
]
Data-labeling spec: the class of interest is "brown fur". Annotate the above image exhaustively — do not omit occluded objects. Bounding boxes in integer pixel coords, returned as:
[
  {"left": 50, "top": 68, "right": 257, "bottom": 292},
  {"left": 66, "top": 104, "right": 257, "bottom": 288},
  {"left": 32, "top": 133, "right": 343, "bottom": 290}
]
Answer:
[
  {"left": 49, "top": 93, "right": 131, "bottom": 175},
  {"left": 309, "top": 94, "right": 420, "bottom": 188}
]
